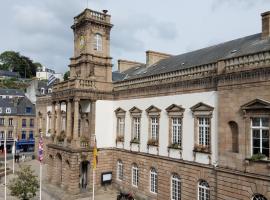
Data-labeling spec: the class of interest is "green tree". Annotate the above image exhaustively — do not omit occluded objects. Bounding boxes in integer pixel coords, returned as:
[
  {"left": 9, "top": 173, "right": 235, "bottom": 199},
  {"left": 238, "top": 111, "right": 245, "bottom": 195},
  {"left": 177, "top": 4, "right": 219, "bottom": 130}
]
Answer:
[
  {"left": 0, "top": 51, "right": 40, "bottom": 78},
  {"left": 63, "top": 70, "right": 70, "bottom": 81},
  {"left": 8, "top": 165, "right": 39, "bottom": 200}
]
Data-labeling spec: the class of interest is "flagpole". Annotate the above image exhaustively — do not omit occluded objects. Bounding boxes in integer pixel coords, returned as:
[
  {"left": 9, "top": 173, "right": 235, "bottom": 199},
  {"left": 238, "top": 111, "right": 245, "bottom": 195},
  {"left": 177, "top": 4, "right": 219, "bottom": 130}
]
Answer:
[
  {"left": 40, "top": 161, "right": 42, "bottom": 200},
  {"left": 92, "top": 169, "right": 95, "bottom": 200},
  {"left": 4, "top": 130, "right": 7, "bottom": 200}
]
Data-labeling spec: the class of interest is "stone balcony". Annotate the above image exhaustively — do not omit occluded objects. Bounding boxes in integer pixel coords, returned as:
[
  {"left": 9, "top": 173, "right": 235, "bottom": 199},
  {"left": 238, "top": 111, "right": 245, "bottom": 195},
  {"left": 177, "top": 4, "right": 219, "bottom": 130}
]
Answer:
[{"left": 52, "top": 78, "right": 113, "bottom": 94}]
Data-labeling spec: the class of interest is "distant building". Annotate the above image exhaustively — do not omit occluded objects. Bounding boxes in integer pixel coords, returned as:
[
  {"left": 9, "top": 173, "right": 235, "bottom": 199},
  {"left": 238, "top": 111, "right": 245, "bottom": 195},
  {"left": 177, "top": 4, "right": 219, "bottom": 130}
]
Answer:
[
  {"left": 0, "top": 88, "right": 25, "bottom": 99},
  {"left": 0, "top": 96, "right": 36, "bottom": 153},
  {"left": 25, "top": 80, "right": 53, "bottom": 104},
  {"left": 0, "top": 70, "right": 19, "bottom": 79},
  {"left": 36, "top": 66, "right": 63, "bottom": 81}
]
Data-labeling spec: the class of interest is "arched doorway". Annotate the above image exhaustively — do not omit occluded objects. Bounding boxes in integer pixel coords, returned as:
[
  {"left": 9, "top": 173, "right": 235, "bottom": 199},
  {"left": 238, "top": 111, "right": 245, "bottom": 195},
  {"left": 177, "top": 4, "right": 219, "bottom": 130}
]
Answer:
[
  {"left": 79, "top": 161, "right": 90, "bottom": 191},
  {"left": 55, "top": 153, "right": 62, "bottom": 185}
]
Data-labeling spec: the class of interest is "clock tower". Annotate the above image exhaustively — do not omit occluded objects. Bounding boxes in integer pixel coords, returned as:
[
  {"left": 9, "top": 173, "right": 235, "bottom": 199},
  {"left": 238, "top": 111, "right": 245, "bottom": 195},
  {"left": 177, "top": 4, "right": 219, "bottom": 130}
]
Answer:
[{"left": 69, "top": 9, "right": 113, "bottom": 83}]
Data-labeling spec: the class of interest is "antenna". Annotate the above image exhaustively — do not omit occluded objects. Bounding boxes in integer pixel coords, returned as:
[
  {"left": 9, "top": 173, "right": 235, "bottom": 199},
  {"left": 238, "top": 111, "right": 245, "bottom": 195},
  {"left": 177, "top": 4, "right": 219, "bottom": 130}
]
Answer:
[{"left": 86, "top": 0, "right": 89, "bottom": 8}]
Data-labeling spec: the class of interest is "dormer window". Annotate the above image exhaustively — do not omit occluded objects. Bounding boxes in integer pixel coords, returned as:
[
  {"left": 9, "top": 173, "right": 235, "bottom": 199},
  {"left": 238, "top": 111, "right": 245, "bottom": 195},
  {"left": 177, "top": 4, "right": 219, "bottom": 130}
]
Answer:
[
  {"left": 6, "top": 107, "right": 11, "bottom": 114},
  {"left": 94, "top": 33, "right": 102, "bottom": 51},
  {"left": 41, "top": 88, "right": 45, "bottom": 94}
]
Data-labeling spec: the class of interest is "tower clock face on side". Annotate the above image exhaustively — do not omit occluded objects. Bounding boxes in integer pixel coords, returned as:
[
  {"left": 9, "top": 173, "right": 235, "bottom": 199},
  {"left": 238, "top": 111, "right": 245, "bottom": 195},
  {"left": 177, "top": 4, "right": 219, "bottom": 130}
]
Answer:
[{"left": 79, "top": 35, "right": 85, "bottom": 50}]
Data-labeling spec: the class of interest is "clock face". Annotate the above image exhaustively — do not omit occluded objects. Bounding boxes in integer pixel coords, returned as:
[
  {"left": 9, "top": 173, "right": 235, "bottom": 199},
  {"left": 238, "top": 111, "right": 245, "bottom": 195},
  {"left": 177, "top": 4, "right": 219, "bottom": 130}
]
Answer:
[{"left": 79, "top": 35, "right": 85, "bottom": 49}]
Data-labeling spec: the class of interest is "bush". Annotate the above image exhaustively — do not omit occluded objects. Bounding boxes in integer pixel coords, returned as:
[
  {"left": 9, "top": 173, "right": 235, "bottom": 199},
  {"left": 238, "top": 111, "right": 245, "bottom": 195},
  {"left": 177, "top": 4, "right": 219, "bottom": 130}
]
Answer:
[{"left": 8, "top": 165, "right": 39, "bottom": 200}]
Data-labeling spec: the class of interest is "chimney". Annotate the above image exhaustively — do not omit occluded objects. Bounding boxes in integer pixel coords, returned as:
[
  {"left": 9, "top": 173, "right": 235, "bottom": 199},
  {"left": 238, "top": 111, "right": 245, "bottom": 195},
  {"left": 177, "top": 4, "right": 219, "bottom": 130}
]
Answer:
[
  {"left": 118, "top": 59, "right": 144, "bottom": 73},
  {"left": 261, "top": 11, "right": 270, "bottom": 39},
  {"left": 146, "top": 50, "right": 172, "bottom": 67}
]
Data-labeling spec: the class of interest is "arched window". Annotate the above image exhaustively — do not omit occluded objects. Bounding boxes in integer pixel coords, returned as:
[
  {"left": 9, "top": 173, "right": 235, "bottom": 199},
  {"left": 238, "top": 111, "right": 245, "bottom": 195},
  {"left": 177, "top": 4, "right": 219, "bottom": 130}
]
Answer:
[
  {"left": 132, "top": 163, "right": 139, "bottom": 187},
  {"left": 117, "top": 160, "right": 123, "bottom": 181},
  {"left": 94, "top": 33, "right": 102, "bottom": 51},
  {"left": 252, "top": 194, "right": 267, "bottom": 200},
  {"left": 150, "top": 168, "right": 157, "bottom": 193},
  {"left": 171, "top": 174, "right": 181, "bottom": 200},
  {"left": 229, "top": 121, "right": 239, "bottom": 153},
  {"left": 198, "top": 180, "right": 210, "bottom": 200}
]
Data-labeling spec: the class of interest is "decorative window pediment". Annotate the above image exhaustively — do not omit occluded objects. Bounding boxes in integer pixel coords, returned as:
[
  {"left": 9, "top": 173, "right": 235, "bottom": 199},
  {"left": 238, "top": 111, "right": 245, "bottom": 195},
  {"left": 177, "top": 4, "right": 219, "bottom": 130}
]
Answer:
[
  {"left": 47, "top": 111, "right": 51, "bottom": 116},
  {"left": 190, "top": 102, "right": 214, "bottom": 116},
  {"left": 241, "top": 99, "right": 270, "bottom": 112},
  {"left": 166, "top": 104, "right": 185, "bottom": 117},
  {"left": 146, "top": 105, "right": 161, "bottom": 116},
  {"left": 129, "top": 106, "right": 142, "bottom": 116},
  {"left": 115, "top": 107, "right": 126, "bottom": 117}
]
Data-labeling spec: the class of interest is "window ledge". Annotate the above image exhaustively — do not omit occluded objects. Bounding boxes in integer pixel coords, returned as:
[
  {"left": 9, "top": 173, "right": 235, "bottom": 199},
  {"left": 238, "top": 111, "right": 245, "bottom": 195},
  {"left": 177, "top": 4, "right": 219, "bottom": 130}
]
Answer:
[
  {"left": 130, "top": 141, "right": 140, "bottom": 145},
  {"left": 245, "top": 158, "right": 270, "bottom": 163},
  {"left": 193, "top": 149, "right": 211, "bottom": 154},
  {"left": 168, "top": 144, "right": 182, "bottom": 150}
]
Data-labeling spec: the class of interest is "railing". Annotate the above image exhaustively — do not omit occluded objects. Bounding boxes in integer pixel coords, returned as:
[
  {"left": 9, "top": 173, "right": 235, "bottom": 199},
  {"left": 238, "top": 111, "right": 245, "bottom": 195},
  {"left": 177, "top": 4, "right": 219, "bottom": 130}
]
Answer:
[
  {"left": 53, "top": 79, "right": 96, "bottom": 92},
  {"left": 75, "top": 9, "right": 109, "bottom": 24},
  {"left": 80, "top": 141, "right": 89, "bottom": 148}
]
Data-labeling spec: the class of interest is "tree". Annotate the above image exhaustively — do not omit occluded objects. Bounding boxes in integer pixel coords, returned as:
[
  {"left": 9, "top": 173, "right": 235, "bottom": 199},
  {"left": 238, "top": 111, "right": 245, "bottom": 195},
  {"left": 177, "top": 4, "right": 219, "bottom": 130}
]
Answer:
[
  {"left": 0, "top": 51, "right": 40, "bottom": 78},
  {"left": 63, "top": 70, "right": 70, "bottom": 81},
  {"left": 8, "top": 165, "right": 39, "bottom": 200}
]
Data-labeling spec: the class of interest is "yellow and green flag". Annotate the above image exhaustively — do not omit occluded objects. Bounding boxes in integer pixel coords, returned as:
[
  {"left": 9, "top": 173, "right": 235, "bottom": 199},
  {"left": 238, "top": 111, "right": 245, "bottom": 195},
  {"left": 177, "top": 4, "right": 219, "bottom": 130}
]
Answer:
[{"left": 93, "top": 136, "right": 98, "bottom": 170}]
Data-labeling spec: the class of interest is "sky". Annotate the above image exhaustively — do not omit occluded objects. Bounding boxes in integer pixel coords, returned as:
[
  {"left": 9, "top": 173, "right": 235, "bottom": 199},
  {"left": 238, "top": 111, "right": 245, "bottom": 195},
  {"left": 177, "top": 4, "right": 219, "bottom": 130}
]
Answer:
[{"left": 0, "top": 0, "right": 270, "bottom": 73}]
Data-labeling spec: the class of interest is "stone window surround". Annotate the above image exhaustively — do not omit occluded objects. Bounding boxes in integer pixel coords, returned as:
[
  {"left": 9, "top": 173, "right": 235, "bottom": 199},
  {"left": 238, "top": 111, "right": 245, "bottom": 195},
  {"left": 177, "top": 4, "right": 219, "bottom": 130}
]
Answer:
[
  {"left": 132, "top": 163, "right": 139, "bottom": 187},
  {"left": 117, "top": 159, "right": 123, "bottom": 181},
  {"left": 115, "top": 107, "right": 126, "bottom": 143},
  {"left": 198, "top": 180, "right": 210, "bottom": 200},
  {"left": 146, "top": 105, "right": 161, "bottom": 147},
  {"left": 241, "top": 98, "right": 270, "bottom": 159},
  {"left": 149, "top": 167, "right": 158, "bottom": 194},
  {"left": 129, "top": 107, "right": 142, "bottom": 144},
  {"left": 191, "top": 102, "right": 214, "bottom": 154},
  {"left": 166, "top": 104, "right": 185, "bottom": 150},
  {"left": 171, "top": 173, "right": 181, "bottom": 200}
]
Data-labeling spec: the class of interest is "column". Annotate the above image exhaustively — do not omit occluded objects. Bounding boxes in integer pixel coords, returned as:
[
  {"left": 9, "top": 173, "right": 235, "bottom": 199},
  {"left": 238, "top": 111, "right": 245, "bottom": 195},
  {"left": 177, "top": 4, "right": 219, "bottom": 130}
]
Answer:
[
  {"left": 56, "top": 102, "right": 61, "bottom": 136},
  {"left": 66, "top": 100, "right": 72, "bottom": 139},
  {"left": 51, "top": 102, "right": 55, "bottom": 135},
  {"left": 73, "top": 98, "right": 79, "bottom": 140}
]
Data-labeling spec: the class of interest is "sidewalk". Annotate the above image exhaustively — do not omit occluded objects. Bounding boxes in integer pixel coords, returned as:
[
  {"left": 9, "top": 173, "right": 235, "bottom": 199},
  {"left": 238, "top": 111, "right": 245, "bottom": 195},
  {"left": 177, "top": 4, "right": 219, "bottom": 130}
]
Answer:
[{"left": 0, "top": 159, "right": 118, "bottom": 200}]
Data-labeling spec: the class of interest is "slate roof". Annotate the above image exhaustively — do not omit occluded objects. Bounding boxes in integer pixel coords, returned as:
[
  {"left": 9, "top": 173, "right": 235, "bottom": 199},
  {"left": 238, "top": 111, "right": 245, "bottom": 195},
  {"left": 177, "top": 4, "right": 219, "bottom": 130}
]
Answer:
[
  {"left": 0, "top": 70, "right": 19, "bottom": 78},
  {"left": 113, "top": 33, "right": 270, "bottom": 82},
  {"left": 0, "top": 89, "right": 25, "bottom": 96},
  {"left": 0, "top": 97, "right": 35, "bottom": 116}
]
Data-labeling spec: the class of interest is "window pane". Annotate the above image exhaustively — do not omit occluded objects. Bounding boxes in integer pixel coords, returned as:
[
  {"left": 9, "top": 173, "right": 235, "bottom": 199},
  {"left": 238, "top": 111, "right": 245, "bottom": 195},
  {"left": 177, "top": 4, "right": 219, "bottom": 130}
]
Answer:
[
  {"left": 252, "top": 118, "right": 260, "bottom": 127},
  {"left": 253, "top": 130, "right": 260, "bottom": 138},
  {"left": 253, "top": 139, "right": 260, "bottom": 147},
  {"left": 262, "top": 130, "right": 269, "bottom": 138},
  {"left": 253, "top": 147, "right": 260, "bottom": 155},
  {"left": 262, "top": 148, "right": 269, "bottom": 157},
  {"left": 261, "top": 118, "right": 269, "bottom": 127}
]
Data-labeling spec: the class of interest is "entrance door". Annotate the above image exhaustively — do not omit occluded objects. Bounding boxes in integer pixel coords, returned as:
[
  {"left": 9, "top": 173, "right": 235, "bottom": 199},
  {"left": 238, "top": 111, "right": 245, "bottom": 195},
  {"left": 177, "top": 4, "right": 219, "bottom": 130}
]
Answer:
[{"left": 79, "top": 161, "right": 89, "bottom": 191}]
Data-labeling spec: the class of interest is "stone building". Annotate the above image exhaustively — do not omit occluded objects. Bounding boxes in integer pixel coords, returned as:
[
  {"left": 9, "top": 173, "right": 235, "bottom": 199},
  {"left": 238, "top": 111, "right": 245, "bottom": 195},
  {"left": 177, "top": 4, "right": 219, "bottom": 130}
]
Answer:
[
  {"left": 36, "top": 8, "right": 270, "bottom": 200},
  {"left": 0, "top": 95, "right": 36, "bottom": 153}
]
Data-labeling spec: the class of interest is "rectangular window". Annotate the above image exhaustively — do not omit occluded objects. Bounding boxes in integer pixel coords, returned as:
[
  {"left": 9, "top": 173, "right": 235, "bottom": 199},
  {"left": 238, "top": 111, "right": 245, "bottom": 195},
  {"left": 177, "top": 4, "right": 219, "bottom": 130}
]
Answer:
[
  {"left": 151, "top": 117, "right": 159, "bottom": 141},
  {"left": 133, "top": 117, "right": 140, "bottom": 140},
  {"left": 172, "top": 117, "right": 182, "bottom": 145},
  {"left": 29, "top": 131, "right": 34, "bottom": 140},
  {"left": 6, "top": 108, "right": 11, "bottom": 114},
  {"left": 0, "top": 131, "right": 4, "bottom": 139},
  {"left": 8, "top": 118, "right": 13, "bottom": 126},
  {"left": 132, "top": 165, "right": 139, "bottom": 187},
  {"left": 117, "top": 117, "right": 125, "bottom": 136},
  {"left": 22, "top": 131, "right": 26, "bottom": 140},
  {"left": 26, "top": 107, "right": 32, "bottom": 113},
  {"left": 0, "top": 118, "right": 4, "bottom": 126},
  {"left": 251, "top": 117, "right": 269, "bottom": 157},
  {"left": 150, "top": 169, "right": 158, "bottom": 193},
  {"left": 8, "top": 131, "right": 13, "bottom": 139},
  {"left": 30, "top": 119, "right": 34, "bottom": 127},
  {"left": 171, "top": 175, "right": 181, "bottom": 200},
  {"left": 198, "top": 117, "right": 210, "bottom": 146},
  {"left": 22, "top": 119, "right": 26, "bottom": 128},
  {"left": 117, "top": 161, "right": 123, "bottom": 181}
]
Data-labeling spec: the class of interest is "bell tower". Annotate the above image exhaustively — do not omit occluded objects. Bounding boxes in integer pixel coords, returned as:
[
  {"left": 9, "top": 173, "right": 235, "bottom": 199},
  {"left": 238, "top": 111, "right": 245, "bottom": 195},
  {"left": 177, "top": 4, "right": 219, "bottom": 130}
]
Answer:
[{"left": 69, "top": 9, "right": 113, "bottom": 82}]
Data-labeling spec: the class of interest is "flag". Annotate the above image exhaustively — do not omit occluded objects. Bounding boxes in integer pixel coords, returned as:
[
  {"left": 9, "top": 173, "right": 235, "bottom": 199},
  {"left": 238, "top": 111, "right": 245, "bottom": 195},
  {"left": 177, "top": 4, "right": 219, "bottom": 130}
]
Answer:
[
  {"left": 93, "top": 136, "right": 98, "bottom": 170},
  {"left": 47, "top": 74, "right": 57, "bottom": 86},
  {"left": 38, "top": 135, "right": 43, "bottom": 162}
]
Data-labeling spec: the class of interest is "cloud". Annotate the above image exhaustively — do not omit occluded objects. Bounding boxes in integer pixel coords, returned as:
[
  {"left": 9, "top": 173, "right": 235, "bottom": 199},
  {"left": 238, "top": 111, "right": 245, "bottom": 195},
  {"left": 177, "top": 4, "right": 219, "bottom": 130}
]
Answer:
[{"left": 212, "top": 0, "right": 270, "bottom": 10}]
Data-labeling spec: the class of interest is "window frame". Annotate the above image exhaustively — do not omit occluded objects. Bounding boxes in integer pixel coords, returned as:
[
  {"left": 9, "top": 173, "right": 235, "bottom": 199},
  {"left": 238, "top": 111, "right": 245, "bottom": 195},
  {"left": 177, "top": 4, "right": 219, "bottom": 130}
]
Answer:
[
  {"left": 6, "top": 107, "right": 11, "bottom": 114},
  {"left": 146, "top": 105, "right": 161, "bottom": 146},
  {"left": 252, "top": 194, "right": 267, "bottom": 200},
  {"left": 150, "top": 168, "right": 158, "bottom": 194},
  {"left": 250, "top": 117, "right": 269, "bottom": 157},
  {"left": 132, "top": 164, "right": 139, "bottom": 187},
  {"left": 171, "top": 174, "right": 181, "bottom": 200},
  {"left": 191, "top": 102, "right": 214, "bottom": 154},
  {"left": 198, "top": 180, "right": 210, "bottom": 200},
  {"left": 117, "top": 160, "right": 123, "bottom": 181},
  {"left": 129, "top": 107, "right": 142, "bottom": 144},
  {"left": 22, "top": 119, "right": 27, "bottom": 128},
  {"left": 94, "top": 33, "right": 102, "bottom": 51},
  {"left": 0, "top": 118, "right": 4, "bottom": 126}
]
